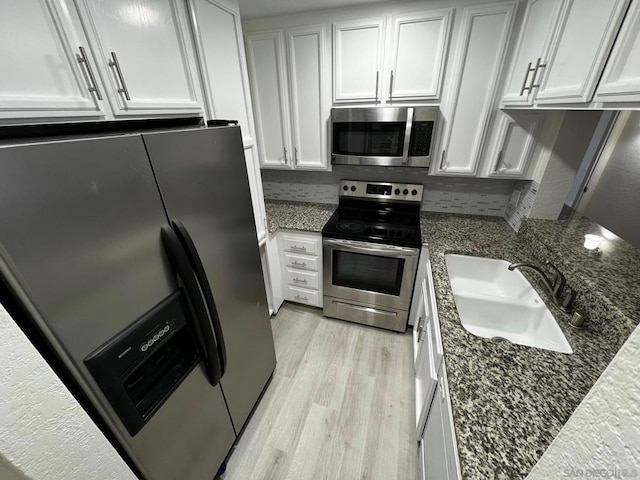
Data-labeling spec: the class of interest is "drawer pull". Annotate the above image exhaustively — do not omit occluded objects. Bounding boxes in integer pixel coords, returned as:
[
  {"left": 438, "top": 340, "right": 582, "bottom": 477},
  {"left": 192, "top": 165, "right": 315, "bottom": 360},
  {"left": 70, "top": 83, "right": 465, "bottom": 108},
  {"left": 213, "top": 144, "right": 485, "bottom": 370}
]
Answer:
[
  {"left": 295, "top": 295, "right": 309, "bottom": 301},
  {"left": 291, "top": 261, "right": 307, "bottom": 267},
  {"left": 293, "top": 277, "right": 308, "bottom": 284},
  {"left": 291, "top": 245, "right": 307, "bottom": 252}
]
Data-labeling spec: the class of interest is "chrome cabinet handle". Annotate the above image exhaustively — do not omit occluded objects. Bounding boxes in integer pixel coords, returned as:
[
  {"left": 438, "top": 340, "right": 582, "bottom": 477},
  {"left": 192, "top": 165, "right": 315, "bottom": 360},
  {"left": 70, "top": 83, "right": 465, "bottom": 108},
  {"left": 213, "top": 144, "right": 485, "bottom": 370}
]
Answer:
[
  {"left": 76, "top": 46, "right": 102, "bottom": 100},
  {"left": 294, "top": 147, "right": 298, "bottom": 165},
  {"left": 293, "top": 277, "right": 308, "bottom": 284},
  {"left": 294, "top": 295, "right": 309, "bottom": 301},
  {"left": 493, "top": 150, "right": 503, "bottom": 173},
  {"left": 108, "top": 51, "right": 131, "bottom": 100},
  {"left": 439, "top": 149, "right": 446, "bottom": 170},
  {"left": 417, "top": 316, "right": 426, "bottom": 343},
  {"left": 519, "top": 61, "right": 535, "bottom": 96},
  {"left": 290, "top": 245, "right": 306, "bottom": 252},
  {"left": 291, "top": 261, "right": 307, "bottom": 267},
  {"left": 529, "top": 57, "right": 547, "bottom": 90},
  {"left": 388, "top": 70, "right": 394, "bottom": 101},
  {"left": 375, "top": 71, "right": 379, "bottom": 102},
  {"left": 283, "top": 147, "right": 288, "bottom": 164}
]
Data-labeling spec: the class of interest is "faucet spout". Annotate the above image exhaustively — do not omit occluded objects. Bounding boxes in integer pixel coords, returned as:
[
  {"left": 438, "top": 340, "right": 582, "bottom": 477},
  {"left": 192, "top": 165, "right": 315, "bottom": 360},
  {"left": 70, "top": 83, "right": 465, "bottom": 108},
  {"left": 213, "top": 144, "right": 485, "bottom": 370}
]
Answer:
[{"left": 507, "top": 262, "right": 554, "bottom": 295}]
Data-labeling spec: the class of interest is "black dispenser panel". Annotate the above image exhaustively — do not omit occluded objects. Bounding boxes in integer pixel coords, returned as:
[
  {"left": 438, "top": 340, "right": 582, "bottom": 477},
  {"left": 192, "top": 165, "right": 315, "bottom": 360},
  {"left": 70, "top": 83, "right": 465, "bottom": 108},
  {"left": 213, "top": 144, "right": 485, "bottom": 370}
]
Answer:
[{"left": 85, "top": 291, "right": 199, "bottom": 436}]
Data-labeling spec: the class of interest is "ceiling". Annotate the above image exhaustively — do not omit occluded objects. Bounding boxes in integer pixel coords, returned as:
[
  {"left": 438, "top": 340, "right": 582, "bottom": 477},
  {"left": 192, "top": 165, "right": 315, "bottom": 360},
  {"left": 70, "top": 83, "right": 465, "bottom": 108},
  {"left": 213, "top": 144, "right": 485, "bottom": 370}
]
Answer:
[{"left": 238, "top": 0, "right": 394, "bottom": 20}]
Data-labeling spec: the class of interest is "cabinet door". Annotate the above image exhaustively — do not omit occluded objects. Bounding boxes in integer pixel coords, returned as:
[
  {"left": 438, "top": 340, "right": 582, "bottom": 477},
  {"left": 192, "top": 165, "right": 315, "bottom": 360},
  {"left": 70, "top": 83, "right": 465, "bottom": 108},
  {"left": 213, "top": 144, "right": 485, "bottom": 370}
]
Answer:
[
  {"left": 287, "top": 25, "right": 328, "bottom": 170},
  {"left": 422, "top": 382, "right": 448, "bottom": 479},
  {"left": 435, "top": 2, "right": 516, "bottom": 176},
  {"left": 535, "top": 0, "right": 630, "bottom": 104},
  {"left": 245, "top": 30, "right": 292, "bottom": 169},
  {"left": 415, "top": 283, "right": 438, "bottom": 439},
  {"left": 595, "top": 1, "right": 640, "bottom": 103},
  {"left": 0, "top": 0, "right": 106, "bottom": 120},
  {"left": 501, "top": 0, "right": 564, "bottom": 106},
  {"left": 189, "top": 0, "right": 255, "bottom": 146},
  {"left": 244, "top": 146, "right": 268, "bottom": 243},
  {"left": 387, "top": 9, "right": 452, "bottom": 102},
  {"left": 333, "top": 18, "right": 385, "bottom": 103},
  {"left": 77, "top": 0, "right": 202, "bottom": 116},
  {"left": 487, "top": 112, "right": 544, "bottom": 178}
]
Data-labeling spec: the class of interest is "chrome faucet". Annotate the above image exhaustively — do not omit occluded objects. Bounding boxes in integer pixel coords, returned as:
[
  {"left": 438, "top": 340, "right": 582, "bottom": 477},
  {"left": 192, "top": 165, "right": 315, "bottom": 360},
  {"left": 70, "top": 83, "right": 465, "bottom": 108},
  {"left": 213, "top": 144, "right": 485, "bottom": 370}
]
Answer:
[{"left": 508, "top": 261, "right": 576, "bottom": 312}]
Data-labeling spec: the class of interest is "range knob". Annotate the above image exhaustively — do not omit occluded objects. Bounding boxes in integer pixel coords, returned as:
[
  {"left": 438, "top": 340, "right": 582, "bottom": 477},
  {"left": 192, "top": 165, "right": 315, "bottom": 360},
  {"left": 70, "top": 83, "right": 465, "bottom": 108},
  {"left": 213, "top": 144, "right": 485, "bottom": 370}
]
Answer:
[
  {"left": 412, "top": 189, "right": 418, "bottom": 196},
  {"left": 343, "top": 185, "right": 348, "bottom": 191},
  {"left": 394, "top": 188, "right": 400, "bottom": 195},
  {"left": 350, "top": 185, "right": 356, "bottom": 192},
  {"left": 403, "top": 189, "right": 409, "bottom": 195}
]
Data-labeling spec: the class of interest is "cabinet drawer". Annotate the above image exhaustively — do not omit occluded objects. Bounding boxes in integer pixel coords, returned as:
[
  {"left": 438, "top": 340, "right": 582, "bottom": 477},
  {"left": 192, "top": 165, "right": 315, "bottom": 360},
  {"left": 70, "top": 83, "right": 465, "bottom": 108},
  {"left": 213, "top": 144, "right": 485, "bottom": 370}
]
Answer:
[
  {"left": 283, "top": 252, "right": 319, "bottom": 271},
  {"left": 285, "top": 268, "right": 319, "bottom": 290},
  {"left": 286, "top": 285, "right": 321, "bottom": 307},
  {"left": 282, "top": 235, "right": 320, "bottom": 256}
]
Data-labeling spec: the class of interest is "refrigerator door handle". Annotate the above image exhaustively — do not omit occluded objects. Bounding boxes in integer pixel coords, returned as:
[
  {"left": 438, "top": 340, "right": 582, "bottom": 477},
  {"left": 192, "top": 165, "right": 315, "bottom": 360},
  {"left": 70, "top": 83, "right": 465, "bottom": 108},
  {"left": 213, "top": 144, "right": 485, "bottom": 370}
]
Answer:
[
  {"left": 170, "top": 219, "right": 228, "bottom": 378},
  {"left": 160, "top": 224, "right": 222, "bottom": 386}
]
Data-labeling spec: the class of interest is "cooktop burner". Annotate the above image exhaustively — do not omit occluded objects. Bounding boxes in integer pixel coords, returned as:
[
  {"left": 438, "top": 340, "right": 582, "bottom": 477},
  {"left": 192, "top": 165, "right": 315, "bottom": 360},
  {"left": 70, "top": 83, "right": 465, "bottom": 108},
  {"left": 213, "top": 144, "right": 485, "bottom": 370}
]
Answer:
[
  {"left": 322, "top": 181, "right": 423, "bottom": 248},
  {"left": 336, "top": 220, "right": 367, "bottom": 233}
]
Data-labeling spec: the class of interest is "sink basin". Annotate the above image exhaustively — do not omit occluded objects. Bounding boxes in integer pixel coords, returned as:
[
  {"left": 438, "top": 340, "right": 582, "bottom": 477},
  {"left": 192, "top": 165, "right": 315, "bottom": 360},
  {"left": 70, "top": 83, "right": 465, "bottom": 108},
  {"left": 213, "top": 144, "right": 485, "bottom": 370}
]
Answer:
[{"left": 445, "top": 254, "right": 572, "bottom": 354}]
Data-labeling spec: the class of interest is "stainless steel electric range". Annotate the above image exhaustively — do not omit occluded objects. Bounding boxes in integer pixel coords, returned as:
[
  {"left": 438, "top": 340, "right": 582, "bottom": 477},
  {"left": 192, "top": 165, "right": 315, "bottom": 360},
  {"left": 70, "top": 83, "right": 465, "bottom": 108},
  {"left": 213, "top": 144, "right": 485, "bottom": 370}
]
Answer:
[{"left": 321, "top": 180, "right": 423, "bottom": 332}]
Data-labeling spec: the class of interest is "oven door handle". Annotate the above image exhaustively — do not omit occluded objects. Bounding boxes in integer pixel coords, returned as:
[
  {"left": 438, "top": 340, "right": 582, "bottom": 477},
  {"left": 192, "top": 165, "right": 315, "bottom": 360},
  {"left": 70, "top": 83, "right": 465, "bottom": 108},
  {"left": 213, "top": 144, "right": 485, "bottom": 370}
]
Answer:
[{"left": 323, "top": 238, "right": 419, "bottom": 256}]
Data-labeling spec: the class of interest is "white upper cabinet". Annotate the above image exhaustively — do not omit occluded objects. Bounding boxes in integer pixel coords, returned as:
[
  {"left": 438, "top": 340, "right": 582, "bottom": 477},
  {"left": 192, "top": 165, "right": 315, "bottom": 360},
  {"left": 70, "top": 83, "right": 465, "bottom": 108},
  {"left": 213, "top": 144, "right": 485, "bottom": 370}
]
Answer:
[
  {"left": 503, "top": 0, "right": 631, "bottom": 106},
  {"left": 482, "top": 112, "right": 545, "bottom": 178},
  {"left": 535, "top": 0, "right": 630, "bottom": 104},
  {"left": 333, "top": 18, "right": 385, "bottom": 103},
  {"left": 0, "top": 0, "right": 106, "bottom": 120},
  {"left": 501, "top": 0, "right": 563, "bottom": 106},
  {"left": 246, "top": 26, "right": 328, "bottom": 170},
  {"left": 434, "top": 2, "right": 516, "bottom": 176},
  {"left": 245, "top": 30, "right": 292, "bottom": 168},
  {"left": 595, "top": 1, "right": 640, "bottom": 103},
  {"left": 386, "top": 9, "right": 452, "bottom": 102},
  {"left": 76, "top": 0, "right": 202, "bottom": 116},
  {"left": 287, "top": 25, "right": 328, "bottom": 170},
  {"left": 188, "top": 0, "right": 255, "bottom": 146}
]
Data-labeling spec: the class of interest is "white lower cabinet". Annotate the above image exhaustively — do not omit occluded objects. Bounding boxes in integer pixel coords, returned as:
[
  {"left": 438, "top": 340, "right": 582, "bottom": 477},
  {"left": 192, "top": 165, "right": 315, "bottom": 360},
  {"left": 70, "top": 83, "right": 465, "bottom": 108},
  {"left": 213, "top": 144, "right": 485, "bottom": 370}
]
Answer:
[
  {"left": 278, "top": 231, "right": 323, "bottom": 307},
  {"left": 421, "top": 364, "right": 460, "bottom": 480},
  {"left": 414, "top": 250, "right": 460, "bottom": 480}
]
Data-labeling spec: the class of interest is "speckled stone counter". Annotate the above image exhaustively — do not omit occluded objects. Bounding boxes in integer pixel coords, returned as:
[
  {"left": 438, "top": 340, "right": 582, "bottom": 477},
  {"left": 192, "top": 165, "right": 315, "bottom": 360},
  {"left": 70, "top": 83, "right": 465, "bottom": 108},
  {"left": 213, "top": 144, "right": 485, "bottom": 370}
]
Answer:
[
  {"left": 420, "top": 212, "right": 640, "bottom": 479},
  {"left": 265, "top": 200, "right": 335, "bottom": 234}
]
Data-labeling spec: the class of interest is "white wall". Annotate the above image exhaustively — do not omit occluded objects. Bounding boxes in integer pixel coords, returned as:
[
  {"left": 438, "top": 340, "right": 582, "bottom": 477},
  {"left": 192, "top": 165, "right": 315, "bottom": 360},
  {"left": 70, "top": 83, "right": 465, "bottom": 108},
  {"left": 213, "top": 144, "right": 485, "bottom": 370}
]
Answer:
[
  {"left": 529, "top": 111, "right": 602, "bottom": 220},
  {"left": 527, "top": 323, "right": 640, "bottom": 479},
  {"left": 580, "top": 111, "right": 640, "bottom": 249},
  {"left": 0, "top": 304, "right": 136, "bottom": 480}
]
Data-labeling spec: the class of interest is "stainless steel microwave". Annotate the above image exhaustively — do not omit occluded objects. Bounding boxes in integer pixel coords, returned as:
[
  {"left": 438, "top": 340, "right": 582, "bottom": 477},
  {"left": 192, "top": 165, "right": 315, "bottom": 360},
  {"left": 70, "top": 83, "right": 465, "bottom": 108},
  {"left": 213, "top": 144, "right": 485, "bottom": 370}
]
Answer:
[{"left": 330, "top": 106, "right": 439, "bottom": 167}]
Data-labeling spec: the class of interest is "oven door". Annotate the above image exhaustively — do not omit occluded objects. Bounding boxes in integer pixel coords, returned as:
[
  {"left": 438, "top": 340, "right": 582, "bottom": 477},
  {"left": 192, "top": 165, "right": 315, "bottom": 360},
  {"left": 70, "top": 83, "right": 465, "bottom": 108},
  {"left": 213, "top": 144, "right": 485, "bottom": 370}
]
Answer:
[{"left": 322, "top": 238, "right": 419, "bottom": 310}]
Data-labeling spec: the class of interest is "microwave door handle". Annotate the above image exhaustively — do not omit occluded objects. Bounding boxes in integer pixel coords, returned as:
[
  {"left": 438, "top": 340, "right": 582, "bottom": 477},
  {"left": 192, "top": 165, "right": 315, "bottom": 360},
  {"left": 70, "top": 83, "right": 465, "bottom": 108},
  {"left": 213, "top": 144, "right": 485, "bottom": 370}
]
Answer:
[
  {"left": 160, "top": 224, "right": 222, "bottom": 386},
  {"left": 170, "top": 219, "right": 227, "bottom": 378}
]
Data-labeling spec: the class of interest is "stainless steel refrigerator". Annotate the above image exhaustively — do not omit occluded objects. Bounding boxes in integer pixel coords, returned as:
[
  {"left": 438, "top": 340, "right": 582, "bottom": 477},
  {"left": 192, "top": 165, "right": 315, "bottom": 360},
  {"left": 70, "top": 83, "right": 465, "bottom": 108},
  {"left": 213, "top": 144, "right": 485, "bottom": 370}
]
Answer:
[{"left": 0, "top": 126, "right": 276, "bottom": 479}]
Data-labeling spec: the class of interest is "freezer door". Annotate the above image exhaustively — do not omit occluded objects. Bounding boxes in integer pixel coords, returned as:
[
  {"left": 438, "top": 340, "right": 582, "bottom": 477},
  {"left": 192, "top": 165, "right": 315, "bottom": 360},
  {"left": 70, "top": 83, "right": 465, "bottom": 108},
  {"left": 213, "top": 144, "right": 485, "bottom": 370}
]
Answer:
[
  {"left": 0, "top": 135, "right": 235, "bottom": 480},
  {"left": 143, "top": 126, "right": 276, "bottom": 431}
]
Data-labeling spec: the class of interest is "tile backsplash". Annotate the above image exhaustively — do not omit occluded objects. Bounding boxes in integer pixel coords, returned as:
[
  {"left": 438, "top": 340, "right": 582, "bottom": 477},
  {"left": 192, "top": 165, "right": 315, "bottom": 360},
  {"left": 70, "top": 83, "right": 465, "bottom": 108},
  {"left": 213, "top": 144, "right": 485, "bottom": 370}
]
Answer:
[
  {"left": 504, "top": 180, "right": 540, "bottom": 232},
  {"left": 262, "top": 166, "right": 522, "bottom": 217}
]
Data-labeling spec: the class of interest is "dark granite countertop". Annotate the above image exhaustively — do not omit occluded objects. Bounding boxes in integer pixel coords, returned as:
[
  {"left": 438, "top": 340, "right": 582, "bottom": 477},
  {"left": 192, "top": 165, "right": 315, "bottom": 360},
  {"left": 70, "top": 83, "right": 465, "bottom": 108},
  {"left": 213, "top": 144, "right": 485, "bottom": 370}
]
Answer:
[
  {"left": 421, "top": 211, "right": 640, "bottom": 479},
  {"left": 264, "top": 200, "right": 335, "bottom": 234}
]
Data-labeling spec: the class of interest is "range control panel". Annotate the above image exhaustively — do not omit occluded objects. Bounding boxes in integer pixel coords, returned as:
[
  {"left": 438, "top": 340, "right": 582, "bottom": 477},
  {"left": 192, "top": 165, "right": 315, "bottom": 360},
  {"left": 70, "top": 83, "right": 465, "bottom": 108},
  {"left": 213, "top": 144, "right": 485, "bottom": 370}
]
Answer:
[{"left": 339, "top": 180, "right": 424, "bottom": 203}]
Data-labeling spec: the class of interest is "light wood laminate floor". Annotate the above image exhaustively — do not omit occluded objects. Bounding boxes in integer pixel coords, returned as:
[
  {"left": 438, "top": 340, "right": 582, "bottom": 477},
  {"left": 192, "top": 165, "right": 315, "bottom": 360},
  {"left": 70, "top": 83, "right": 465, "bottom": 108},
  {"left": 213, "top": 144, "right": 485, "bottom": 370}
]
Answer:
[{"left": 225, "top": 303, "right": 418, "bottom": 480}]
